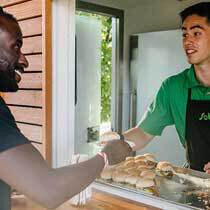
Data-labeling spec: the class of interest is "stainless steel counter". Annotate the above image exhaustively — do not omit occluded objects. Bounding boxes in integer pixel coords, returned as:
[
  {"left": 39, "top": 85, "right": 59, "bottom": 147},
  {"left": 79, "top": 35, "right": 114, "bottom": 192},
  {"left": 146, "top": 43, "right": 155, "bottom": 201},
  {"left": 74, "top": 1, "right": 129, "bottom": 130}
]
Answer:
[{"left": 93, "top": 168, "right": 210, "bottom": 210}]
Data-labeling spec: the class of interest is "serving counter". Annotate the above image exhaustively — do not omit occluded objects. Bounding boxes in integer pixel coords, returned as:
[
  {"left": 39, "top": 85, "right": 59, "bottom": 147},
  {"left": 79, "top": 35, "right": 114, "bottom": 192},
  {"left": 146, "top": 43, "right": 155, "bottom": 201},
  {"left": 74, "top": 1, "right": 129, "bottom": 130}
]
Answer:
[{"left": 94, "top": 165, "right": 210, "bottom": 210}]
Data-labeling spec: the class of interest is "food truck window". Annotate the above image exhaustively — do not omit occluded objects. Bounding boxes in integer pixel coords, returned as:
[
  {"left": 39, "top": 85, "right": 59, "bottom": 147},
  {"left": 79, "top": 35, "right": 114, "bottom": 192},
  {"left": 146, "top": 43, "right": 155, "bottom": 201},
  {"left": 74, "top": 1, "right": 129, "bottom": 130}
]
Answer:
[{"left": 75, "top": 1, "right": 124, "bottom": 154}]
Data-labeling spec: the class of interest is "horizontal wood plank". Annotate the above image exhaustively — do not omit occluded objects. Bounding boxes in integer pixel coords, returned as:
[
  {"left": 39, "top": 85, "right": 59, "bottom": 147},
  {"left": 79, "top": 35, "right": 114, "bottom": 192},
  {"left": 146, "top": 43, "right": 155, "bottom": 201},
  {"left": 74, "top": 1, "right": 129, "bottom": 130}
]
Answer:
[
  {"left": 4, "top": 0, "right": 42, "bottom": 21},
  {"left": 17, "top": 123, "right": 42, "bottom": 143},
  {"left": 4, "top": 90, "right": 42, "bottom": 107},
  {"left": 25, "top": 54, "right": 42, "bottom": 72},
  {"left": 19, "top": 73, "right": 42, "bottom": 89},
  {"left": 19, "top": 17, "right": 42, "bottom": 37},
  {"left": 23, "top": 36, "right": 42, "bottom": 54},
  {"left": 9, "top": 106, "right": 43, "bottom": 125},
  {"left": 0, "top": 0, "right": 28, "bottom": 7},
  {"left": 32, "top": 142, "right": 43, "bottom": 155}
]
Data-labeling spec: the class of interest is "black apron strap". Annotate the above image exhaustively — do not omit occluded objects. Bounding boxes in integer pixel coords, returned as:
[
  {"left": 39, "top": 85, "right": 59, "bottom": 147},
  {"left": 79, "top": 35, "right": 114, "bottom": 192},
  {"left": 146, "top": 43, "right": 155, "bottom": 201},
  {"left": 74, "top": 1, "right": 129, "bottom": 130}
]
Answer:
[
  {"left": 185, "top": 88, "right": 210, "bottom": 171},
  {"left": 187, "top": 88, "right": 191, "bottom": 101}
]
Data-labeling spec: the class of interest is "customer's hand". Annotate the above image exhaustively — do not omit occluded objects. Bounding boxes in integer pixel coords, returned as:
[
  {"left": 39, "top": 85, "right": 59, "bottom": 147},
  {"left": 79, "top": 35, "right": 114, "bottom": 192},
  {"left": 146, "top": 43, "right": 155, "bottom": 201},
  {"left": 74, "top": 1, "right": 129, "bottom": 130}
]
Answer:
[
  {"left": 204, "top": 162, "right": 210, "bottom": 174},
  {"left": 101, "top": 140, "right": 132, "bottom": 165},
  {"left": 100, "top": 131, "right": 119, "bottom": 145}
]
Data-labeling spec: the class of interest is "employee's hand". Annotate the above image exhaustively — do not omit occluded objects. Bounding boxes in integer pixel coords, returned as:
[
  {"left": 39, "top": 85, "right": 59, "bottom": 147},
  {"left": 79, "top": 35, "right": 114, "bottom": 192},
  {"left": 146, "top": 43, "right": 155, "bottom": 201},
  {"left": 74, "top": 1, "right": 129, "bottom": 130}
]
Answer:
[
  {"left": 204, "top": 162, "right": 210, "bottom": 174},
  {"left": 101, "top": 139, "right": 132, "bottom": 165}
]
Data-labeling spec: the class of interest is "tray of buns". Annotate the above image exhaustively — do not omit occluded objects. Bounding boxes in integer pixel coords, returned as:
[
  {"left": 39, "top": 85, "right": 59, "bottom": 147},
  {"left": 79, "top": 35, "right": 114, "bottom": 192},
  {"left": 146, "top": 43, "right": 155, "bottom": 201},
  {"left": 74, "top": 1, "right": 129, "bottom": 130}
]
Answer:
[{"left": 97, "top": 153, "right": 210, "bottom": 210}]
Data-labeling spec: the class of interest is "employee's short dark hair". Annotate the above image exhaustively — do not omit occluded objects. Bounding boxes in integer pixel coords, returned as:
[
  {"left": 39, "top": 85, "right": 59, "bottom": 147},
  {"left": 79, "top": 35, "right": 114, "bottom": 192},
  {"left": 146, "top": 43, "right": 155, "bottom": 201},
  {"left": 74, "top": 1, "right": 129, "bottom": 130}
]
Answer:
[
  {"left": 180, "top": 2, "right": 210, "bottom": 24},
  {"left": 0, "top": 6, "right": 18, "bottom": 23}
]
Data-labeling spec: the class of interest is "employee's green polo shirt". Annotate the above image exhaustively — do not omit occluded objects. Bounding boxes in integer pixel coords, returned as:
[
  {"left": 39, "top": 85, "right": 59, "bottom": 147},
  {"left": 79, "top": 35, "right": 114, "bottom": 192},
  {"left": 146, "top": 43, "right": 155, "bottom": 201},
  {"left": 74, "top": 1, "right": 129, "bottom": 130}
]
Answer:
[{"left": 138, "top": 65, "right": 210, "bottom": 147}]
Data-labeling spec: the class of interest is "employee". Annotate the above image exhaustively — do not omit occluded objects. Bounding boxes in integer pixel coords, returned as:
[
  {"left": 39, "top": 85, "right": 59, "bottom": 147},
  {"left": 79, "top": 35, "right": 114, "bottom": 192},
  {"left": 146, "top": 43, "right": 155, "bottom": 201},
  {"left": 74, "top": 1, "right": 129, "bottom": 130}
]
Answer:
[
  {"left": 106, "top": 2, "right": 210, "bottom": 173},
  {"left": 0, "top": 7, "right": 132, "bottom": 210}
]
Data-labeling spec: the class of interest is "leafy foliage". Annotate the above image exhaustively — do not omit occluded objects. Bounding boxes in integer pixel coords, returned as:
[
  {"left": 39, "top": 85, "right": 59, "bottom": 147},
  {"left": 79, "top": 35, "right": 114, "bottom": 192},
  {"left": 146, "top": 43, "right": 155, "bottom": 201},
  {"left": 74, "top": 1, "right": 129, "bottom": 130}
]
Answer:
[{"left": 76, "top": 11, "right": 112, "bottom": 123}]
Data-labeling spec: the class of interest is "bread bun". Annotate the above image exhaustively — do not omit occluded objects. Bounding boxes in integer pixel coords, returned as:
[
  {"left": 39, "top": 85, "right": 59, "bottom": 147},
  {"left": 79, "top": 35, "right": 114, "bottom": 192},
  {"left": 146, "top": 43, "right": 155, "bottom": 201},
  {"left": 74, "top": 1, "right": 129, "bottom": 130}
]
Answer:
[
  {"left": 136, "top": 161, "right": 147, "bottom": 167},
  {"left": 100, "top": 166, "right": 116, "bottom": 180},
  {"left": 124, "top": 160, "right": 136, "bottom": 167},
  {"left": 116, "top": 165, "right": 127, "bottom": 172},
  {"left": 140, "top": 170, "right": 156, "bottom": 179},
  {"left": 137, "top": 165, "right": 150, "bottom": 172},
  {"left": 134, "top": 160, "right": 146, "bottom": 165},
  {"left": 126, "top": 156, "right": 134, "bottom": 161},
  {"left": 143, "top": 153, "right": 156, "bottom": 162},
  {"left": 134, "top": 155, "right": 146, "bottom": 161},
  {"left": 136, "top": 178, "right": 155, "bottom": 188},
  {"left": 156, "top": 161, "right": 174, "bottom": 177},
  {"left": 145, "top": 161, "right": 157, "bottom": 169},
  {"left": 124, "top": 166, "right": 137, "bottom": 174},
  {"left": 101, "top": 169, "right": 113, "bottom": 180},
  {"left": 125, "top": 175, "right": 139, "bottom": 185},
  {"left": 112, "top": 171, "right": 128, "bottom": 183}
]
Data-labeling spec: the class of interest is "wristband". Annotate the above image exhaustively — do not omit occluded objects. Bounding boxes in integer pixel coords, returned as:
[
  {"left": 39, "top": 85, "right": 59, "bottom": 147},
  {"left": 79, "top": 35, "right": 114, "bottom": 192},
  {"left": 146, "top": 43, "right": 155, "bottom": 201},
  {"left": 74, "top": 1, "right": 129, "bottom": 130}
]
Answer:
[
  {"left": 97, "top": 152, "right": 109, "bottom": 167},
  {"left": 118, "top": 133, "right": 125, "bottom": 141},
  {"left": 117, "top": 133, "right": 135, "bottom": 148}
]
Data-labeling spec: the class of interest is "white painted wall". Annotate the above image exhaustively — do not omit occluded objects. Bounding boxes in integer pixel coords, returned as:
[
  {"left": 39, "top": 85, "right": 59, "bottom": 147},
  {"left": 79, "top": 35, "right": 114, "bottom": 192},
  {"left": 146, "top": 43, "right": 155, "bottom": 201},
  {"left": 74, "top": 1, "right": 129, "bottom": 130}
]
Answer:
[{"left": 52, "top": 0, "right": 75, "bottom": 168}]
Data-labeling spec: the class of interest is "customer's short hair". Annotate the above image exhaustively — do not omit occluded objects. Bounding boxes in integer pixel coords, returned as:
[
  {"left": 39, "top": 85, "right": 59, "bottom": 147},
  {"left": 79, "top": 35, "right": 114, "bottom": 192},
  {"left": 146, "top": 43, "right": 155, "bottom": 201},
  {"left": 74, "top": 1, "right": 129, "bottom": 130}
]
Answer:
[
  {"left": 0, "top": 6, "right": 18, "bottom": 23},
  {"left": 180, "top": 2, "right": 210, "bottom": 24}
]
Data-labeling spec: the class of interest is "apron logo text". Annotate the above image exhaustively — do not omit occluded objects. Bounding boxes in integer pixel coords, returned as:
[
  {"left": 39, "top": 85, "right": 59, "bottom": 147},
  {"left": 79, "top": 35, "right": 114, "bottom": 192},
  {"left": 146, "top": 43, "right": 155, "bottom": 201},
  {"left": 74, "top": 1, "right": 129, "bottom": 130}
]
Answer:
[{"left": 199, "top": 113, "right": 210, "bottom": 120}]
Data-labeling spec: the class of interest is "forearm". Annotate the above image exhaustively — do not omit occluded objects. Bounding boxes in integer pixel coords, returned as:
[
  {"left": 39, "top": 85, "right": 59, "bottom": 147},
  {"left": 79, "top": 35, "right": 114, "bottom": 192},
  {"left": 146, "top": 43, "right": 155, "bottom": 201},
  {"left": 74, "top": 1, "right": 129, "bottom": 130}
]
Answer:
[
  {"left": 123, "top": 127, "right": 154, "bottom": 151},
  {"left": 0, "top": 143, "right": 104, "bottom": 209}
]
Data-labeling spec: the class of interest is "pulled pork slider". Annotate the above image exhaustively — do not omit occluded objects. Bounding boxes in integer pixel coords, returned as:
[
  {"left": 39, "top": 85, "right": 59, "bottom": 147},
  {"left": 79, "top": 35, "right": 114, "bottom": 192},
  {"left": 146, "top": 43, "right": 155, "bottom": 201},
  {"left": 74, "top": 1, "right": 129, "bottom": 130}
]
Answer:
[
  {"left": 137, "top": 165, "right": 150, "bottom": 172},
  {"left": 136, "top": 178, "right": 155, "bottom": 188},
  {"left": 140, "top": 170, "right": 156, "bottom": 180},
  {"left": 156, "top": 161, "right": 174, "bottom": 177},
  {"left": 143, "top": 153, "right": 157, "bottom": 169},
  {"left": 143, "top": 153, "right": 156, "bottom": 162},
  {"left": 100, "top": 165, "right": 116, "bottom": 180},
  {"left": 112, "top": 171, "right": 128, "bottom": 183},
  {"left": 125, "top": 175, "right": 139, "bottom": 185},
  {"left": 126, "top": 156, "right": 134, "bottom": 161},
  {"left": 134, "top": 155, "right": 146, "bottom": 161},
  {"left": 136, "top": 178, "right": 158, "bottom": 195},
  {"left": 123, "top": 160, "right": 136, "bottom": 167}
]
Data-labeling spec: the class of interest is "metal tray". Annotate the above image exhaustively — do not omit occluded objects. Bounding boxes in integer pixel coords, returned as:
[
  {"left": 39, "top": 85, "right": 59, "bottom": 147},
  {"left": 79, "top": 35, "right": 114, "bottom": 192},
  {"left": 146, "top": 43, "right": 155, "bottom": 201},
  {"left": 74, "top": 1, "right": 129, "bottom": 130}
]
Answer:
[{"left": 97, "top": 167, "right": 210, "bottom": 210}]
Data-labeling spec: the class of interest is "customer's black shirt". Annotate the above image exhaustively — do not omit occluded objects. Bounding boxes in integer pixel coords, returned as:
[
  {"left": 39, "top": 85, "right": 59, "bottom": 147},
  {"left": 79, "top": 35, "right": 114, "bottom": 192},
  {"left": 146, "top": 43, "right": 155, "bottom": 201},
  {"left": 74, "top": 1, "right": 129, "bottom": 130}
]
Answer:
[{"left": 0, "top": 96, "right": 30, "bottom": 152}]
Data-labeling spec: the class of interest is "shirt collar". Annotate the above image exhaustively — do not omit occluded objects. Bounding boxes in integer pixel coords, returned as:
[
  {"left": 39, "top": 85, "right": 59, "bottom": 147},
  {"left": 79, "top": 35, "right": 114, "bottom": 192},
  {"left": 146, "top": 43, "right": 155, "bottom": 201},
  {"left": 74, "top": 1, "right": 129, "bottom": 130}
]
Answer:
[{"left": 184, "top": 65, "right": 203, "bottom": 88}]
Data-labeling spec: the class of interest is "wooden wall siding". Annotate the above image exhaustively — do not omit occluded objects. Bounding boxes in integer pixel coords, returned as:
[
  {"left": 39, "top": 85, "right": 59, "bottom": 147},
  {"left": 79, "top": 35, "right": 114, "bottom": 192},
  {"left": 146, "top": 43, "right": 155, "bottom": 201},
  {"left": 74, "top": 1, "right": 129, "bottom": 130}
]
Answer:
[
  {"left": 25, "top": 54, "right": 42, "bottom": 72},
  {"left": 22, "top": 36, "right": 42, "bottom": 54},
  {"left": 18, "top": 73, "right": 42, "bottom": 89},
  {"left": 0, "top": 0, "right": 52, "bottom": 162},
  {"left": 4, "top": 91, "right": 42, "bottom": 107},
  {"left": 4, "top": 0, "right": 42, "bottom": 21},
  {"left": 9, "top": 106, "right": 42, "bottom": 125},
  {"left": 0, "top": 0, "right": 29, "bottom": 7},
  {"left": 19, "top": 17, "right": 42, "bottom": 37}
]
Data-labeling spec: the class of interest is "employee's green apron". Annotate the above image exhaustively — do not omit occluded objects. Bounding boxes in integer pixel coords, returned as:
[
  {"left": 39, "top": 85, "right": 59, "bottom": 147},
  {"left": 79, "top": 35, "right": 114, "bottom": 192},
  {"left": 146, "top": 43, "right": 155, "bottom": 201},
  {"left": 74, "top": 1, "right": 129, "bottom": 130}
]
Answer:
[
  {"left": 0, "top": 179, "right": 11, "bottom": 210},
  {"left": 185, "top": 88, "right": 210, "bottom": 171}
]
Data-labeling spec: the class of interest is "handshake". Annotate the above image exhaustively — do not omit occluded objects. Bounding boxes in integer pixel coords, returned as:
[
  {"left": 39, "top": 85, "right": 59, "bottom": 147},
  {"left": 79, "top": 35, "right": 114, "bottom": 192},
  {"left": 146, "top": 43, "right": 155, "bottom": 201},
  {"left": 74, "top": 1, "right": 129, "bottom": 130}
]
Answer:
[{"left": 99, "top": 132, "right": 133, "bottom": 165}]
